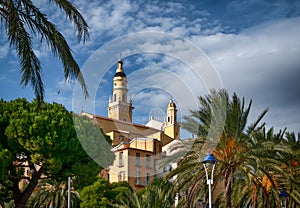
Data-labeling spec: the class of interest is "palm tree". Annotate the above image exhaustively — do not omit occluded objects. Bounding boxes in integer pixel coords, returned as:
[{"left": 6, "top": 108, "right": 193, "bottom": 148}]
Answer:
[
  {"left": 141, "top": 177, "right": 175, "bottom": 208},
  {"left": 119, "top": 178, "right": 175, "bottom": 208},
  {"left": 0, "top": 0, "right": 89, "bottom": 101},
  {"left": 230, "top": 127, "right": 290, "bottom": 208},
  {"left": 28, "top": 179, "right": 80, "bottom": 208},
  {"left": 168, "top": 90, "right": 268, "bottom": 207},
  {"left": 165, "top": 138, "right": 208, "bottom": 208},
  {"left": 277, "top": 131, "right": 300, "bottom": 207},
  {"left": 168, "top": 90, "right": 300, "bottom": 207},
  {"left": 118, "top": 189, "right": 145, "bottom": 208}
]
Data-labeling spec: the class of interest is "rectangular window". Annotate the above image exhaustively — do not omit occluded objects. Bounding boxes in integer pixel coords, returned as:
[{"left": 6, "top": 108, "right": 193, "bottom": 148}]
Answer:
[
  {"left": 119, "top": 152, "right": 124, "bottom": 167},
  {"left": 146, "top": 155, "right": 151, "bottom": 168},
  {"left": 154, "top": 159, "right": 159, "bottom": 174},
  {"left": 146, "top": 173, "right": 150, "bottom": 185},
  {"left": 163, "top": 165, "right": 172, "bottom": 172},
  {"left": 118, "top": 171, "right": 125, "bottom": 181},
  {"left": 136, "top": 152, "right": 140, "bottom": 166},
  {"left": 118, "top": 172, "right": 121, "bottom": 181},
  {"left": 136, "top": 170, "right": 140, "bottom": 185}
]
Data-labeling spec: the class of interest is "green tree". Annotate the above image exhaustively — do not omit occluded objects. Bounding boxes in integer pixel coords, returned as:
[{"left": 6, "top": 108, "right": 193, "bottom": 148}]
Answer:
[
  {"left": 72, "top": 115, "right": 115, "bottom": 173},
  {"left": 80, "top": 177, "right": 132, "bottom": 208},
  {"left": 0, "top": 98, "right": 101, "bottom": 208},
  {"left": 0, "top": 0, "right": 88, "bottom": 101}
]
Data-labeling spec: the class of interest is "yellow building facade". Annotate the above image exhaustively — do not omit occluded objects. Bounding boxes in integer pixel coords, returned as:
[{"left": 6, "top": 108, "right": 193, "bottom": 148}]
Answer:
[{"left": 83, "top": 58, "right": 180, "bottom": 190}]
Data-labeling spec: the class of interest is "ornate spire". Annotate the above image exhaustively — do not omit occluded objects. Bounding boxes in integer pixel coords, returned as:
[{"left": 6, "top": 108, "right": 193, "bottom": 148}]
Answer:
[
  {"left": 114, "top": 56, "right": 126, "bottom": 77},
  {"left": 168, "top": 99, "right": 176, "bottom": 108}
]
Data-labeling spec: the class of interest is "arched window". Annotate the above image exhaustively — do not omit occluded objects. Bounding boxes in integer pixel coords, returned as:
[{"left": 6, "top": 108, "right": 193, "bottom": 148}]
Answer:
[
  {"left": 122, "top": 94, "right": 125, "bottom": 101},
  {"left": 114, "top": 94, "right": 116, "bottom": 102}
]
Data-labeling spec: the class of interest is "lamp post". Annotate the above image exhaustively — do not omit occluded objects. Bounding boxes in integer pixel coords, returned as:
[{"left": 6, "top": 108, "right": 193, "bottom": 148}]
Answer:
[
  {"left": 202, "top": 152, "right": 217, "bottom": 208},
  {"left": 279, "top": 189, "right": 288, "bottom": 208},
  {"left": 68, "top": 176, "right": 71, "bottom": 208}
]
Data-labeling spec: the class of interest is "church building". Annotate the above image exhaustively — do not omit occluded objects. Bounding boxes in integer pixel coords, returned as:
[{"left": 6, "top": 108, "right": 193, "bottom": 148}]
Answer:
[{"left": 83, "top": 58, "right": 180, "bottom": 190}]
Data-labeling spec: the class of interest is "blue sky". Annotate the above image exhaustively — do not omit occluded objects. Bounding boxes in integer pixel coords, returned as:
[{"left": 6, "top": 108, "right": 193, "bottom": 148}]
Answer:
[{"left": 1, "top": 0, "right": 300, "bottom": 138}]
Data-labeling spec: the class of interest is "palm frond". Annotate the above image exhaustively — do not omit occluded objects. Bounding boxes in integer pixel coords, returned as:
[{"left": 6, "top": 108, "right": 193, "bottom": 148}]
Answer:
[{"left": 0, "top": 0, "right": 89, "bottom": 102}]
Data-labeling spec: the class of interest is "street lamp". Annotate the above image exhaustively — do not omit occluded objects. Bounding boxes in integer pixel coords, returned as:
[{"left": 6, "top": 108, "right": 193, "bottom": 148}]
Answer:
[
  {"left": 202, "top": 152, "right": 217, "bottom": 208},
  {"left": 68, "top": 176, "right": 71, "bottom": 208},
  {"left": 279, "top": 189, "right": 288, "bottom": 208}
]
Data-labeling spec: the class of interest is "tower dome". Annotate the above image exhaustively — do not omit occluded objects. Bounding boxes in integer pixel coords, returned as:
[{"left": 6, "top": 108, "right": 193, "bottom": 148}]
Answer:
[
  {"left": 114, "top": 58, "right": 126, "bottom": 77},
  {"left": 168, "top": 99, "right": 176, "bottom": 108}
]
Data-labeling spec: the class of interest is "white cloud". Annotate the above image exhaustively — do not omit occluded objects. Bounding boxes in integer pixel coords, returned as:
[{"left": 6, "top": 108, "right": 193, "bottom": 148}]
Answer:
[
  {"left": 187, "top": 17, "right": 300, "bottom": 132},
  {"left": 59, "top": 0, "right": 224, "bottom": 57},
  {"left": 29, "top": 1, "right": 300, "bottom": 135},
  {"left": 56, "top": 78, "right": 76, "bottom": 92},
  {"left": 104, "top": 16, "right": 300, "bottom": 133},
  {"left": 0, "top": 43, "right": 9, "bottom": 60},
  {"left": 193, "top": 17, "right": 300, "bottom": 59}
]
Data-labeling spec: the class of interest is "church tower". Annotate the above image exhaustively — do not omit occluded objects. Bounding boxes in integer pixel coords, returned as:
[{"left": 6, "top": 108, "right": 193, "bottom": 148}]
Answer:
[
  {"left": 108, "top": 58, "right": 134, "bottom": 122},
  {"left": 164, "top": 99, "right": 180, "bottom": 139}
]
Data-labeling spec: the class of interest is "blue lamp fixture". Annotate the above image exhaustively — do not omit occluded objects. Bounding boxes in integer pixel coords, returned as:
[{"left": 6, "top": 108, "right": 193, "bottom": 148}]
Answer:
[
  {"left": 202, "top": 152, "right": 217, "bottom": 208},
  {"left": 279, "top": 189, "right": 288, "bottom": 208},
  {"left": 202, "top": 153, "right": 217, "bottom": 165}
]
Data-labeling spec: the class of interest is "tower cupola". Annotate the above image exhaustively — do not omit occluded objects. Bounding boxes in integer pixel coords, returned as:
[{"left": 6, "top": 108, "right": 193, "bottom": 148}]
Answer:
[
  {"left": 107, "top": 58, "right": 133, "bottom": 122},
  {"left": 167, "top": 99, "right": 177, "bottom": 124},
  {"left": 114, "top": 58, "right": 126, "bottom": 78},
  {"left": 164, "top": 99, "right": 180, "bottom": 140}
]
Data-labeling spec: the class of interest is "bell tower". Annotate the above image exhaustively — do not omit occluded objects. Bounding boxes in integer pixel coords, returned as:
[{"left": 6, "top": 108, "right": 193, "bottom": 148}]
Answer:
[
  {"left": 108, "top": 58, "right": 134, "bottom": 122},
  {"left": 164, "top": 99, "right": 180, "bottom": 139}
]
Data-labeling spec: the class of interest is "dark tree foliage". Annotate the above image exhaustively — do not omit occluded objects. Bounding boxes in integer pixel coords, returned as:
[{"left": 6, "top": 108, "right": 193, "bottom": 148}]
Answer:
[
  {"left": 0, "top": 98, "right": 106, "bottom": 208},
  {"left": 80, "top": 177, "right": 132, "bottom": 208}
]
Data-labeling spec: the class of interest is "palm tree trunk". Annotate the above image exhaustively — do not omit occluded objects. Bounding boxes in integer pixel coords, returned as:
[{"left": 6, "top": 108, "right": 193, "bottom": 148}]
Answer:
[
  {"left": 265, "top": 193, "right": 270, "bottom": 208},
  {"left": 224, "top": 170, "right": 233, "bottom": 208}
]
